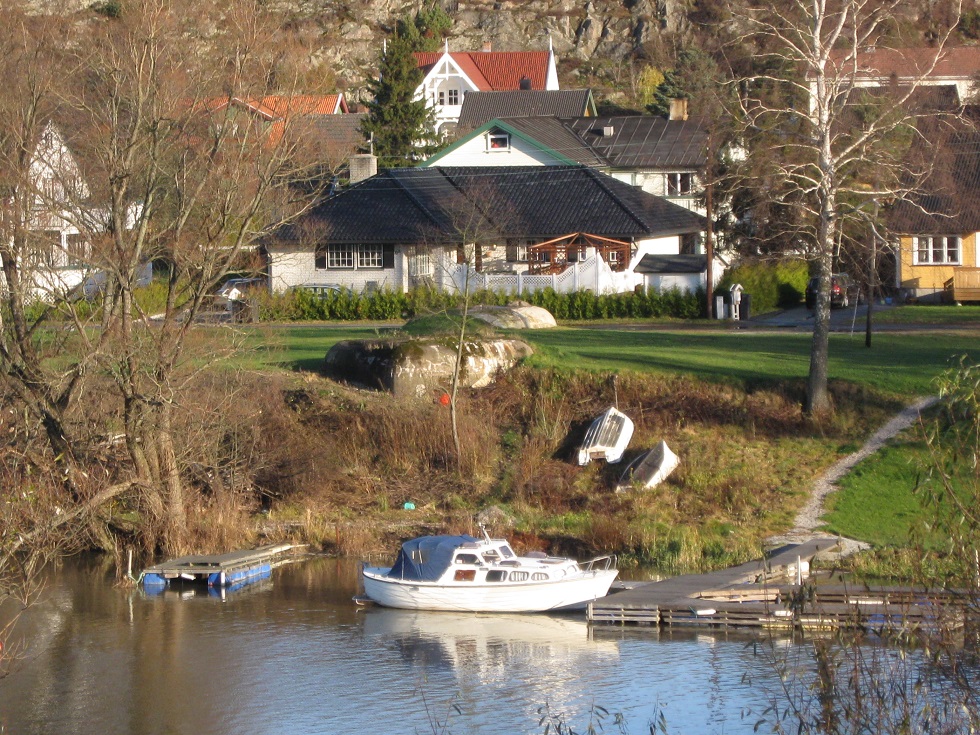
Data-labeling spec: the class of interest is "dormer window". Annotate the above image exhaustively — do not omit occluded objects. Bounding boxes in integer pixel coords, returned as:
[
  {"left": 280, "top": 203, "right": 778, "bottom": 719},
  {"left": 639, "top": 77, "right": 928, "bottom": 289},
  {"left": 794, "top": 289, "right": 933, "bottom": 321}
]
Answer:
[
  {"left": 448, "top": 89, "right": 460, "bottom": 105},
  {"left": 488, "top": 132, "right": 510, "bottom": 151}
]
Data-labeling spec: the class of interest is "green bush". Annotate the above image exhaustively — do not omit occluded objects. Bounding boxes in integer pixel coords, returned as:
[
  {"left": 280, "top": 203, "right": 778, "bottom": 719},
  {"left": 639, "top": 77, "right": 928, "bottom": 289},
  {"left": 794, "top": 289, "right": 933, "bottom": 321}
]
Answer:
[
  {"left": 716, "top": 259, "right": 808, "bottom": 314},
  {"left": 255, "top": 285, "right": 706, "bottom": 322}
]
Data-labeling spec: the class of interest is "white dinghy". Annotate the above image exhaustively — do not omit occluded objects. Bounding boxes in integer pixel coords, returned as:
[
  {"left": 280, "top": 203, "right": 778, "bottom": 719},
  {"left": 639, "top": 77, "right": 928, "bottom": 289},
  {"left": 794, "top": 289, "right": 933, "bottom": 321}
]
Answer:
[
  {"left": 616, "top": 440, "right": 680, "bottom": 492},
  {"left": 360, "top": 529, "right": 617, "bottom": 613},
  {"left": 577, "top": 406, "right": 634, "bottom": 465}
]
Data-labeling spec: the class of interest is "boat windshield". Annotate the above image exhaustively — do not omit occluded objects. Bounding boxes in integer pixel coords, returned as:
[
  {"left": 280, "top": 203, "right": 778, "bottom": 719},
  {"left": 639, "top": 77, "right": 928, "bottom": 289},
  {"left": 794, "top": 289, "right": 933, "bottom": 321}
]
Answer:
[{"left": 500, "top": 545, "right": 515, "bottom": 558}]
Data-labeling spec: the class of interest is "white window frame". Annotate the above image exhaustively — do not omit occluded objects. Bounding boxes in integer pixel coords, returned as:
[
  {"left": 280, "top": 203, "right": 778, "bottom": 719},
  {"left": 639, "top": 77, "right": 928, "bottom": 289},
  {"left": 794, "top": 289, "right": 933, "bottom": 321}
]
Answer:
[
  {"left": 447, "top": 89, "right": 460, "bottom": 106},
  {"left": 325, "top": 243, "right": 354, "bottom": 269},
  {"left": 487, "top": 133, "right": 510, "bottom": 151},
  {"left": 913, "top": 236, "right": 961, "bottom": 265},
  {"left": 357, "top": 244, "right": 384, "bottom": 269},
  {"left": 666, "top": 172, "right": 693, "bottom": 196}
]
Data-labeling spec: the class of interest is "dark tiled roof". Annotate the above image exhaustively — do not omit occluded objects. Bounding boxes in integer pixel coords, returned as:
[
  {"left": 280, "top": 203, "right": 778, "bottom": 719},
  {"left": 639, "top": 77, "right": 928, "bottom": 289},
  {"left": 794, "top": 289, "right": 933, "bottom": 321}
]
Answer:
[
  {"left": 490, "top": 118, "right": 605, "bottom": 166},
  {"left": 275, "top": 166, "right": 705, "bottom": 245},
  {"left": 457, "top": 90, "right": 595, "bottom": 130},
  {"left": 634, "top": 254, "right": 707, "bottom": 274},
  {"left": 565, "top": 116, "right": 710, "bottom": 169},
  {"left": 308, "top": 112, "right": 369, "bottom": 156},
  {"left": 887, "top": 131, "right": 980, "bottom": 234}
]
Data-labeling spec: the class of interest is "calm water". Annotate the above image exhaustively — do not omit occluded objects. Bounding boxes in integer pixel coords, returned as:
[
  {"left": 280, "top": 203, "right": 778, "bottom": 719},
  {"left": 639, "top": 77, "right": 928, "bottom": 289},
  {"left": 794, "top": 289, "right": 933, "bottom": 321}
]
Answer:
[{"left": 0, "top": 556, "right": 832, "bottom": 735}]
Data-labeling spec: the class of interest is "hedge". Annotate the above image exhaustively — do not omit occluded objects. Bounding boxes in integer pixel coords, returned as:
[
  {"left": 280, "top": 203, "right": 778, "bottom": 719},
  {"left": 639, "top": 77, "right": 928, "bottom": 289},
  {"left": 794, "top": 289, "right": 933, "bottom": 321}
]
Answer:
[
  {"left": 715, "top": 259, "right": 809, "bottom": 314},
  {"left": 255, "top": 286, "right": 706, "bottom": 322}
]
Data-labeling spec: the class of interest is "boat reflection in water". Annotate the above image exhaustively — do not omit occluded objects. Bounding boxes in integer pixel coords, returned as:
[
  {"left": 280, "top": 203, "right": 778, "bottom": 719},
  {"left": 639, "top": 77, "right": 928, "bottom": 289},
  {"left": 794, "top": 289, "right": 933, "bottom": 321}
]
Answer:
[{"left": 361, "top": 607, "right": 619, "bottom": 690}]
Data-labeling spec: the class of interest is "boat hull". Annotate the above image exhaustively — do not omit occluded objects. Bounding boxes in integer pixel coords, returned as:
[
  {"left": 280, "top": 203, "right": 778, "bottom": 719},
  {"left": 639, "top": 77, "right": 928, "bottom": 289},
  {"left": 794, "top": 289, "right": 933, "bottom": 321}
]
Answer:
[{"left": 361, "top": 568, "right": 618, "bottom": 613}]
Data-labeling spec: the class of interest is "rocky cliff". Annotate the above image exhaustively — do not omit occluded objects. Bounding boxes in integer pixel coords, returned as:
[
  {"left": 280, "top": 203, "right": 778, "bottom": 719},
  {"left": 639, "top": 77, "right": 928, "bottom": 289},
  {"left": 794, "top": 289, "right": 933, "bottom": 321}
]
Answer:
[{"left": 281, "top": 0, "right": 675, "bottom": 101}]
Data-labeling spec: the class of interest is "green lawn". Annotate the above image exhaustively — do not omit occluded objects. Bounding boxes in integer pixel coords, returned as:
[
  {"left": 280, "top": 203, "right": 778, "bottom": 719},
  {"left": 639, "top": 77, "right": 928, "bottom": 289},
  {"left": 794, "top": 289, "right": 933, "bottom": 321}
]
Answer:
[
  {"left": 874, "top": 304, "right": 980, "bottom": 325},
  {"left": 243, "top": 325, "right": 980, "bottom": 399},
  {"left": 820, "top": 439, "right": 931, "bottom": 546}
]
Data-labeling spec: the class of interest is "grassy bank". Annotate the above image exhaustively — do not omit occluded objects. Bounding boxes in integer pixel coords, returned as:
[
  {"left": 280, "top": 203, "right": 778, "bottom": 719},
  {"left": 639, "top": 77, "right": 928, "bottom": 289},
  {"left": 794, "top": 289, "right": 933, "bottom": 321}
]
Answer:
[
  {"left": 241, "top": 325, "right": 980, "bottom": 398},
  {"left": 210, "top": 322, "right": 980, "bottom": 574}
]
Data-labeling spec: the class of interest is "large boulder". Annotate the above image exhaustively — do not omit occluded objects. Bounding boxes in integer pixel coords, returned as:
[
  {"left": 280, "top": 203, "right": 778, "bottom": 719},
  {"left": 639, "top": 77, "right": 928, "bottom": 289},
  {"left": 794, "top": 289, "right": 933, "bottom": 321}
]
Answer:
[
  {"left": 324, "top": 338, "right": 533, "bottom": 398},
  {"left": 470, "top": 304, "right": 557, "bottom": 329}
]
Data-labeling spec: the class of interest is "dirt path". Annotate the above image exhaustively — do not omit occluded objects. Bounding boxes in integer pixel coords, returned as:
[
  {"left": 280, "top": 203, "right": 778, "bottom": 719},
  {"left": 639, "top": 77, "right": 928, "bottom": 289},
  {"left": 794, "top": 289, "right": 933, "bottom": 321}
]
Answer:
[{"left": 766, "top": 395, "right": 940, "bottom": 550}]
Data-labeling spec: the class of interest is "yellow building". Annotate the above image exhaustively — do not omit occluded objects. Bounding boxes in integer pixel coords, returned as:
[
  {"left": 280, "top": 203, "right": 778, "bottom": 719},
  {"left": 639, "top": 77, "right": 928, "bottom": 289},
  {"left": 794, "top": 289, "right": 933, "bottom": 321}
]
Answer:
[{"left": 895, "top": 233, "right": 980, "bottom": 302}]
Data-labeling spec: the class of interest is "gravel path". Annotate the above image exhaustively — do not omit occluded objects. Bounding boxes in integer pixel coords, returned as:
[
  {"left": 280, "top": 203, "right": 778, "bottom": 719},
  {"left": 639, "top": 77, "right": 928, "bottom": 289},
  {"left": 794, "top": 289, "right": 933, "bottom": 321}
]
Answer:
[{"left": 766, "top": 395, "right": 940, "bottom": 550}]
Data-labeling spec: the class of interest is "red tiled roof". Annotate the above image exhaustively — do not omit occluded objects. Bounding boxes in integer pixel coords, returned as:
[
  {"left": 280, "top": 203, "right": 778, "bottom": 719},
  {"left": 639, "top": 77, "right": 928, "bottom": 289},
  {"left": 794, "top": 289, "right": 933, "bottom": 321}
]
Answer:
[
  {"left": 414, "top": 51, "right": 551, "bottom": 91},
  {"left": 826, "top": 46, "right": 980, "bottom": 80},
  {"left": 196, "top": 94, "right": 347, "bottom": 119}
]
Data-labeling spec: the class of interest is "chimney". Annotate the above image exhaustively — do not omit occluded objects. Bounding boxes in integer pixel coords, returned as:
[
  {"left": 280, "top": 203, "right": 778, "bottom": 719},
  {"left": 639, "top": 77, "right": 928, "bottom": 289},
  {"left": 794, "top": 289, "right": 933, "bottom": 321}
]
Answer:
[
  {"left": 669, "top": 98, "right": 688, "bottom": 121},
  {"left": 519, "top": 76, "right": 532, "bottom": 90},
  {"left": 482, "top": 41, "right": 492, "bottom": 52},
  {"left": 348, "top": 154, "right": 377, "bottom": 183}
]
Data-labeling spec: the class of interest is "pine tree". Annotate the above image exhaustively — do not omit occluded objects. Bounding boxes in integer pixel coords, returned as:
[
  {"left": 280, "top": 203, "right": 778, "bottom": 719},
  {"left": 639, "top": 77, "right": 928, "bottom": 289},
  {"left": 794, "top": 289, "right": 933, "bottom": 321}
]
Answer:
[{"left": 361, "top": 32, "right": 436, "bottom": 167}]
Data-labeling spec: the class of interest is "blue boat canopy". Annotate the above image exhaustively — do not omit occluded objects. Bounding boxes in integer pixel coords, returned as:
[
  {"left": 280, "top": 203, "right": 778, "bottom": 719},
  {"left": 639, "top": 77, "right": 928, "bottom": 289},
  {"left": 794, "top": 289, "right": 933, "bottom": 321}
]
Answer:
[{"left": 387, "top": 535, "right": 477, "bottom": 581}]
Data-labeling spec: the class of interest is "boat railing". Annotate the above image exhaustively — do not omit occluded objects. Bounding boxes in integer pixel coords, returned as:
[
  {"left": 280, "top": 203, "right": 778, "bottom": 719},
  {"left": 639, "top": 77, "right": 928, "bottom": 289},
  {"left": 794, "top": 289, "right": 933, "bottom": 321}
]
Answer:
[{"left": 580, "top": 554, "right": 617, "bottom": 572}]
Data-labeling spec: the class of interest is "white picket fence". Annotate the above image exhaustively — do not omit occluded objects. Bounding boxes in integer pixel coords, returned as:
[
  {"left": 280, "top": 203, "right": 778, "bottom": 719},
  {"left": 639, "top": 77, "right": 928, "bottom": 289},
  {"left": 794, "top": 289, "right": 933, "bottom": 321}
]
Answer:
[{"left": 446, "top": 256, "right": 641, "bottom": 295}]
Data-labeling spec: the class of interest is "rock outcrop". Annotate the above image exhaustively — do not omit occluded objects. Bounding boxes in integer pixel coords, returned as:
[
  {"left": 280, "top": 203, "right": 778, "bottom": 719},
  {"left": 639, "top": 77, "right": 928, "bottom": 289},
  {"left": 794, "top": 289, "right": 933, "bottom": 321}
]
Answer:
[{"left": 324, "top": 337, "right": 533, "bottom": 397}]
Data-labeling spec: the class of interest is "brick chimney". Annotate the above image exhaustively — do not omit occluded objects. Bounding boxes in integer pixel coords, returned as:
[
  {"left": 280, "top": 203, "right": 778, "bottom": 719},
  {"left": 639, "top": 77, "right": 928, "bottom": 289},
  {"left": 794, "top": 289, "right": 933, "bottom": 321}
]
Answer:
[
  {"left": 669, "top": 98, "right": 689, "bottom": 121},
  {"left": 348, "top": 154, "right": 377, "bottom": 183}
]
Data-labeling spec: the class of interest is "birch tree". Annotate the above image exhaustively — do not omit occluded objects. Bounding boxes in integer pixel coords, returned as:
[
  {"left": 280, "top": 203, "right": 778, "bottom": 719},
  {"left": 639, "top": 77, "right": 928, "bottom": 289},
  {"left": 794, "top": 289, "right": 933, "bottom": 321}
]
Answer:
[{"left": 735, "top": 0, "right": 961, "bottom": 414}]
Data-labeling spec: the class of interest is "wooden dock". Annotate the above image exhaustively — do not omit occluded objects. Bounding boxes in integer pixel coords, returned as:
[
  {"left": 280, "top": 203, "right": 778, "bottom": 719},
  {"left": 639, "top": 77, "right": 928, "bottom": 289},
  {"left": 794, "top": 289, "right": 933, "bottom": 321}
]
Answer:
[
  {"left": 589, "top": 538, "right": 964, "bottom": 633},
  {"left": 141, "top": 543, "right": 300, "bottom": 589}
]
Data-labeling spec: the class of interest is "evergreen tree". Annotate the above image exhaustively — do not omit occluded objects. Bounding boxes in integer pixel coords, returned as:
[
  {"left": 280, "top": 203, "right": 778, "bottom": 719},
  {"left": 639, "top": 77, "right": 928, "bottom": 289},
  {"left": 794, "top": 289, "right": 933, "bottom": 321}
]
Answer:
[
  {"left": 647, "top": 48, "right": 723, "bottom": 118},
  {"left": 361, "top": 32, "right": 436, "bottom": 167},
  {"left": 397, "top": 2, "right": 453, "bottom": 53}
]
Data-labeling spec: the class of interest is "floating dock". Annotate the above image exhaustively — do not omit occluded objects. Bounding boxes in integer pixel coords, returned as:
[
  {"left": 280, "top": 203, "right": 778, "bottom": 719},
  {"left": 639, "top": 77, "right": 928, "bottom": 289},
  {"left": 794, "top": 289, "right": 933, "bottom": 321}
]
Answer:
[
  {"left": 141, "top": 544, "right": 299, "bottom": 589},
  {"left": 589, "top": 538, "right": 965, "bottom": 633}
]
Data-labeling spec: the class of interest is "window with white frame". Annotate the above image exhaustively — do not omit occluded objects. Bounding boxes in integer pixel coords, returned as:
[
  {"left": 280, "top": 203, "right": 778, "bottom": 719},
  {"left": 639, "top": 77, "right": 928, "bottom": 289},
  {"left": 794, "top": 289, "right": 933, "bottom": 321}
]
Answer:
[
  {"left": 506, "top": 243, "right": 528, "bottom": 262},
  {"left": 447, "top": 89, "right": 460, "bottom": 105},
  {"left": 357, "top": 243, "right": 383, "bottom": 269},
  {"left": 437, "top": 91, "right": 446, "bottom": 105},
  {"left": 488, "top": 132, "right": 510, "bottom": 151},
  {"left": 914, "top": 236, "right": 960, "bottom": 265},
  {"left": 666, "top": 172, "right": 693, "bottom": 196},
  {"left": 409, "top": 250, "right": 432, "bottom": 279}
]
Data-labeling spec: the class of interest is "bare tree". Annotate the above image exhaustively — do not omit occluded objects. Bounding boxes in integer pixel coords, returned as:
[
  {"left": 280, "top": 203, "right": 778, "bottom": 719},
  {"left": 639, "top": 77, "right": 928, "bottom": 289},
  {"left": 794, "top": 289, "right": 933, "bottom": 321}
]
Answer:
[
  {"left": 56, "top": 0, "right": 329, "bottom": 555},
  {"left": 734, "top": 0, "right": 962, "bottom": 414}
]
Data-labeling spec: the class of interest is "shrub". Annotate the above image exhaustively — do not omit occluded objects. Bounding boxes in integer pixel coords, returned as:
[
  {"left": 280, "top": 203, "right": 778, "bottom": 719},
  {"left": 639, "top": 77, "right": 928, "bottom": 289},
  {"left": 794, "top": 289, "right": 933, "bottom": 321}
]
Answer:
[
  {"left": 255, "top": 286, "right": 705, "bottom": 322},
  {"left": 716, "top": 259, "right": 808, "bottom": 314}
]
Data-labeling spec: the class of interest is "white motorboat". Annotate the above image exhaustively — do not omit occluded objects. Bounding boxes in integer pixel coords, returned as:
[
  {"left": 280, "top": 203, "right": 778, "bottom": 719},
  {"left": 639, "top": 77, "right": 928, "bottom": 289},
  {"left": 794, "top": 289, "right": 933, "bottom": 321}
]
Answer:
[
  {"left": 616, "top": 440, "right": 680, "bottom": 492},
  {"left": 577, "top": 406, "right": 634, "bottom": 465},
  {"left": 360, "top": 530, "right": 618, "bottom": 613}
]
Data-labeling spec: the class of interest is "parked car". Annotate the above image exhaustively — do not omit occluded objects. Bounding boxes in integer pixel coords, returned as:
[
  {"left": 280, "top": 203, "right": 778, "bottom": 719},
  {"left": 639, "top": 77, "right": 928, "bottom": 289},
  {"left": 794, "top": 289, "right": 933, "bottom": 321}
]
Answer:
[
  {"left": 805, "top": 274, "right": 861, "bottom": 309},
  {"left": 214, "top": 277, "right": 265, "bottom": 308}
]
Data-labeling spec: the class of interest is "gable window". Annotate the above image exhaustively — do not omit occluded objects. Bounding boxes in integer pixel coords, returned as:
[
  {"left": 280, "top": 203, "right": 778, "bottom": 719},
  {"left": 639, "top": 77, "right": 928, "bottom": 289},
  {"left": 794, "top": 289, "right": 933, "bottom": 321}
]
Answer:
[
  {"left": 437, "top": 91, "right": 446, "bottom": 105},
  {"left": 447, "top": 89, "right": 460, "bottom": 105},
  {"left": 488, "top": 133, "right": 510, "bottom": 151},
  {"left": 914, "top": 236, "right": 960, "bottom": 265},
  {"left": 666, "top": 172, "right": 693, "bottom": 196}
]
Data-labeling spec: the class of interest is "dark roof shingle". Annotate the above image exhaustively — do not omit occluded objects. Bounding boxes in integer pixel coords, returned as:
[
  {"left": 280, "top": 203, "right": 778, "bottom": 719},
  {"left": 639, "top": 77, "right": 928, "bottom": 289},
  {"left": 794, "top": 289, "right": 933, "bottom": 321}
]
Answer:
[{"left": 275, "top": 166, "right": 705, "bottom": 245}]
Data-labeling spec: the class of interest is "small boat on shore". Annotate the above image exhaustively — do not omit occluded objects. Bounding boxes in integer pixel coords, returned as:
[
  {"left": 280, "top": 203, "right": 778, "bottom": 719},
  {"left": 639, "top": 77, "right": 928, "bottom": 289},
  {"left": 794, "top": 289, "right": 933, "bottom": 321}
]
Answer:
[
  {"left": 616, "top": 440, "right": 680, "bottom": 492},
  {"left": 360, "top": 529, "right": 618, "bottom": 613},
  {"left": 577, "top": 406, "right": 634, "bottom": 465}
]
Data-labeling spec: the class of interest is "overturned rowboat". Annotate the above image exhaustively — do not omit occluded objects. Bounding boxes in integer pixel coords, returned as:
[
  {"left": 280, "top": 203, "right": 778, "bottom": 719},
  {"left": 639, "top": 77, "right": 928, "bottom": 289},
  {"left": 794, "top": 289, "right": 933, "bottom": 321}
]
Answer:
[
  {"left": 577, "top": 406, "right": 634, "bottom": 465},
  {"left": 616, "top": 440, "right": 679, "bottom": 492}
]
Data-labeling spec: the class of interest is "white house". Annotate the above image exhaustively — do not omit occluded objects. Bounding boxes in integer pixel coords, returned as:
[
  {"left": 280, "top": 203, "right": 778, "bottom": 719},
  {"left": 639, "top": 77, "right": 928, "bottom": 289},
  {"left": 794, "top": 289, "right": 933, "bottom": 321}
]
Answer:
[
  {"left": 413, "top": 42, "right": 559, "bottom": 134},
  {"left": 267, "top": 166, "right": 708, "bottom": 296}
]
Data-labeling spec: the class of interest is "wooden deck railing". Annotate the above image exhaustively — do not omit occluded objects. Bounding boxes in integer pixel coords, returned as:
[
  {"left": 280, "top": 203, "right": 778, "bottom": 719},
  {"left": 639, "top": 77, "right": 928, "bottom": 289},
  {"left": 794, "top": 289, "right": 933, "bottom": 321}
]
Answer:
[{"left": 944, "top": 268, "right": 980, "bottom": 303}]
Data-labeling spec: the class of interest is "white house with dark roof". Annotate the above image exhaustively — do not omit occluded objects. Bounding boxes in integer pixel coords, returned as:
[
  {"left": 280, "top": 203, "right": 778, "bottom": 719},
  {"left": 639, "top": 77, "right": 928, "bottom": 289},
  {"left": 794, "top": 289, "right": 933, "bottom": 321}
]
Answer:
[
  {"left": 421, "top": 115, "right": 710, "bottom": 219},
  {"left": 267, "top": 166, "right": 706, "bottom": 295}
]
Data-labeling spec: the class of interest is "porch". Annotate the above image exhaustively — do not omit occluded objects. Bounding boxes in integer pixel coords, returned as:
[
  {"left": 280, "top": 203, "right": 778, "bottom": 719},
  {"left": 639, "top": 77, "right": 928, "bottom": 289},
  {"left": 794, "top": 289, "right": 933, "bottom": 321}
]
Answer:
[{"left": 944, "top": 268, "right": 980, "bottom": 303}]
